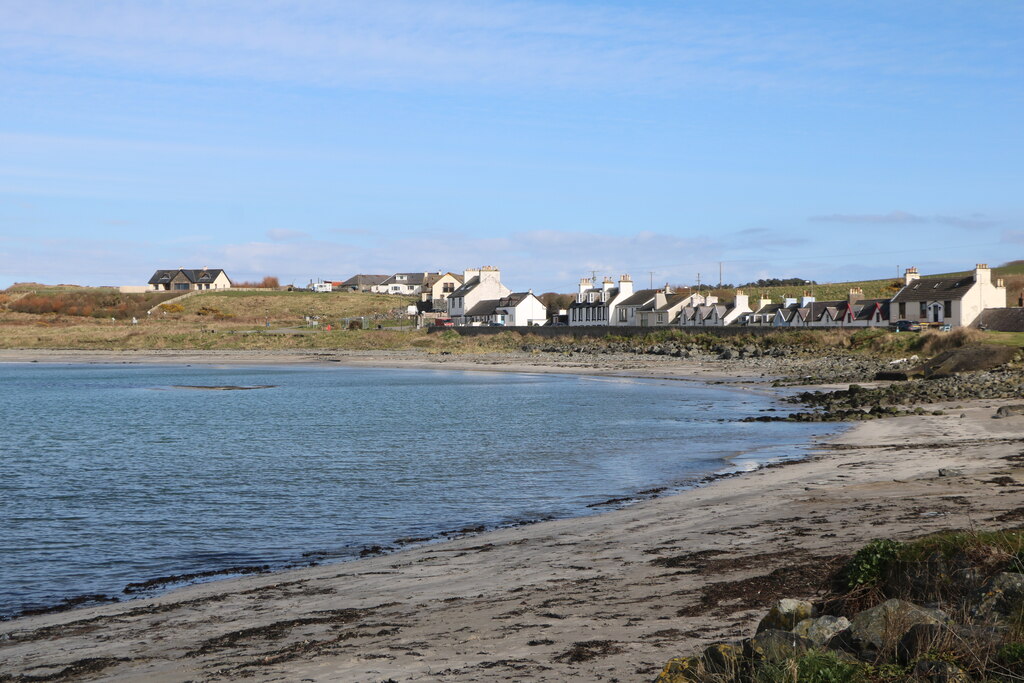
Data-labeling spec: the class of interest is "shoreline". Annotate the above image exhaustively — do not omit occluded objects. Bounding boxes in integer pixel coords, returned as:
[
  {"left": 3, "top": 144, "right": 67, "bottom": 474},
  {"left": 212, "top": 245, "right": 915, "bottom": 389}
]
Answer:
[{"left": 2, "top": 351, "right": 1023, "bottom": 680}]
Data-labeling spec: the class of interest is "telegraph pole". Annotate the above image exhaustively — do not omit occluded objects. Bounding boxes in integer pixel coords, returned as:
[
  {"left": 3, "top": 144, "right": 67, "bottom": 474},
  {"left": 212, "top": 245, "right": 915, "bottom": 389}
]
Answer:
[
  {"left": 649, "top": 271, "right": 655, "bottom": 289},
  {"left": 718, "top": 262, "right": 723, "bottom": 287}
]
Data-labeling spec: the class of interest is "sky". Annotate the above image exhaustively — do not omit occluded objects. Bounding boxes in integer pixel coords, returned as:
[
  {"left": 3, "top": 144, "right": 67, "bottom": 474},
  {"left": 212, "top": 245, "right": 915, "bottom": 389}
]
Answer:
[{"left": 1, "top": 1, "right": 1022, "bottom": 293}]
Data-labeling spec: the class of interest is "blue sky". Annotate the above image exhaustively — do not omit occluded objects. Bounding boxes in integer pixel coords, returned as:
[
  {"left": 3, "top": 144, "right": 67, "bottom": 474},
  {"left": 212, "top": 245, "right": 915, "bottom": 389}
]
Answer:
[{"left": 1, "top": 1, "right": 1021, "bottom": 292}]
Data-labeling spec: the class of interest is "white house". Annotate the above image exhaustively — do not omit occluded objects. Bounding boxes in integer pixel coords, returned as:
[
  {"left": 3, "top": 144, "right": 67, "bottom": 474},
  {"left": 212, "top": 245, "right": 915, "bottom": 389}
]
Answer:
[
  {"left": 373, "top": 272, "right": 433, "bottom": 296},
  {"left": 446, "top": 267, "right": 512, "bottom": 325},
  {"left": 567, "top": 275, "right": 634, "bottom": 326},
  {"left": 148, "top": 267, "right": 232, "bottom": 291},
  {"left": 889, "top": 265, "right": 1006, "bottom": 327},
  {"left": 461, "top": 292, "right": 547, "bottom": 326},
  {"left": 637, "top": 289, "right": 717, "bottom": 326},
  {"left": 610, "top": 287, "right": 658, "bottom": 326}
]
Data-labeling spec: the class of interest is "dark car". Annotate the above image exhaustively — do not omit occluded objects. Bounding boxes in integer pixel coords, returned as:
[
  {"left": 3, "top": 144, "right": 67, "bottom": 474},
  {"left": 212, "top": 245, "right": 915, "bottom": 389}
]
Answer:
[{"left": 893, "top": 320, "right": 922, "bottom": 332}]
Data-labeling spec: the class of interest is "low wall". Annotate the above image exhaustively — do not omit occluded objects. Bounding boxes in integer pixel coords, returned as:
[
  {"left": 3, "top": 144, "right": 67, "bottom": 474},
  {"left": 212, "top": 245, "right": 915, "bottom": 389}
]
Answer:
[{"left": 428, "top": 325, "right": 784, "bottom": 339}]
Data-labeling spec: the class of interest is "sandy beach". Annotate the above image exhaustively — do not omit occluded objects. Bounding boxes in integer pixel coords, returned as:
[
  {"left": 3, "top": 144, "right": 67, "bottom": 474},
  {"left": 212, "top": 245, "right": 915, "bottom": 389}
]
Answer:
[{"left": 2, "top": 350, "right": 1023, "bottom": 682}]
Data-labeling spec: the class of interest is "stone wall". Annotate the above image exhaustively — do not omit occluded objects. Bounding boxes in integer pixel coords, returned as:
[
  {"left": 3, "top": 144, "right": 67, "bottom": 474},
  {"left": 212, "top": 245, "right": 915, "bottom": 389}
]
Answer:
[{"left": 428, "top": 325, "right": 783, "bottom": 339}]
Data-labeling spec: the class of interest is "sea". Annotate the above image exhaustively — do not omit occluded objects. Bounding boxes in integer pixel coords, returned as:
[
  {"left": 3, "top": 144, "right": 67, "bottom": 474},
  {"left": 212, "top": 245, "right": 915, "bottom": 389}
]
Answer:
[{"left": 0, "top": 363, "right": 833, "bottom": 618}]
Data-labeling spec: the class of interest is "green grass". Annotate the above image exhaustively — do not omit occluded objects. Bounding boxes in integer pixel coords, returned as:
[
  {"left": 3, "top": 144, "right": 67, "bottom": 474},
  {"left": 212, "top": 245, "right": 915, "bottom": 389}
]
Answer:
[{"left": 174, "top": 290, "right": 416, "bottom": 324}]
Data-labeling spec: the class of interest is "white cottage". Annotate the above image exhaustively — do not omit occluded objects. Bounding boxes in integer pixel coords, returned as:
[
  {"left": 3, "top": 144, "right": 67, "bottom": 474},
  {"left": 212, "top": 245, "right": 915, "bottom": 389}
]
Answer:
[{"left": 889, "top": 265, "right": 1006, "bottom": 327}]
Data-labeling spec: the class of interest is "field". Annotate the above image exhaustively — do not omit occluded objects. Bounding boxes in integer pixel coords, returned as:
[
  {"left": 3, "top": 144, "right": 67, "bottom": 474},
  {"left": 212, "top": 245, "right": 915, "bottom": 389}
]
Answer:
[{"left": 171, "top": 289, "right": 416, "bottom": 324}]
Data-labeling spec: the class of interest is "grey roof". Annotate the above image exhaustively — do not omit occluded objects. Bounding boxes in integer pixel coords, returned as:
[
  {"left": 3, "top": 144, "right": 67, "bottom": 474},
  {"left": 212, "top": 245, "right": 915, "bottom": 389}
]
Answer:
[
  {"left": 854, "top": 299, "right": 890, "bottom": 321},
  {"left": 340, "top": 274, "right": 389, "bottom": 287},
  {"left": 617, "top": 289, "right": 658, "bottom": 307},
  {"left": 753, "top": 303, "right": 783, "bottom": 316},
  {"left": 464, "top": 299, "right": 499, "bottom": 317},
  {"left": 148, "top": 268, "right": 227, "bottom": 285},
  {"left": 979, "top": 307, "right": 1024, "bottom": 331},
  {"left": 655, "top": 293, "right": 690, "bottom": 312},
  {"left": 448, "top": 276, "right": 480, "bottom": 299},
  {"left": 568, "top": 288, "right": 618, "bottom": 309},
  {"left": 891, "top": 276, "right": 976, "bottom": 303},
  {"left": 496, "top": 292, "right": 535, "bottom": 308},
  {"left": 380, "top": 272, "right": 429, "bottom": 287}
]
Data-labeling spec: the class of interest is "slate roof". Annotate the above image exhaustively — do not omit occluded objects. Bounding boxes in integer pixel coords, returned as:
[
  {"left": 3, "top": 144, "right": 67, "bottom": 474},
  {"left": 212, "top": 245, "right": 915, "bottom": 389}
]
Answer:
[
  {"left": 380, "top": 272, "right": 429, "bottom": 287},
  {"left": 148, "top": 268, "right": 227, "bottom": 285},
  {"left": 568, "top": 287, "right": 618, "bottom": 309},
  {"left": 654, "top": 293, "right": 690, "bottom": 312},
  {"left": 340, "top": 274, "right": 389, "bottom": 287},
  {"left": 854, "top": 299, "right": 890, "bottom": 322},
  {"left": 496, "top": 292, "right": 534, "bottom": 308},
  {"left": 464, "top": 299, "right": 499, "bottom": 317},
  {"left": 979, "top": 307, "right": 1024, "bottom": 332},
  {"left": 448, "top": 276, "right": 480, "bottom": 299},
  {"left": 616, "top": 289, "right": 658, "bottom": 308},
  {"left": 891, "top": 276, "right": 976, "bottom": 303}
]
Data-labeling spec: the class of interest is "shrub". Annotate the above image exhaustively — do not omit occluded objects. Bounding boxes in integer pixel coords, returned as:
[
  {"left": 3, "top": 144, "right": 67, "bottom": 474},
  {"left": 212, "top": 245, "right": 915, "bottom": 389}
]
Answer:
[
  {"left": 844, "top": 539, "right": 903, "bottom": 589},
  {"left": 160, "top": 303, "right": 185, "bottom": 313}
]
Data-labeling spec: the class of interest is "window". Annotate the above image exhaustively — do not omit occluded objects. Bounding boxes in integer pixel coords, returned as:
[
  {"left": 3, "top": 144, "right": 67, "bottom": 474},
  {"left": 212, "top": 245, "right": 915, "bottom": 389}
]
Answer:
[
  {"left": 443, "top": 282, "right": 455, "bottom": 293},
  {"left": 944, "top": 300, "right": 952, "bottom": 317},
  {"left": 657, "top": 312, "right": 665, "bottom": 323},
  {"left": 618, "top": 309, "right": 627, "bottom": 322},
  {"left": 899, "top": 302, "right": 906, "bottom": 319},
  {"left": 919, "top": 302, "right": 928, "bottom": 320}
]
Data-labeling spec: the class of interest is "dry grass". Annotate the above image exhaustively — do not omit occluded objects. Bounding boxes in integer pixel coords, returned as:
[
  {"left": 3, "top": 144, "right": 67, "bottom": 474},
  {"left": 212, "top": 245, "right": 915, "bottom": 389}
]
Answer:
[{"left": 174, "top": 290, "right": 414, "bottom": 324}]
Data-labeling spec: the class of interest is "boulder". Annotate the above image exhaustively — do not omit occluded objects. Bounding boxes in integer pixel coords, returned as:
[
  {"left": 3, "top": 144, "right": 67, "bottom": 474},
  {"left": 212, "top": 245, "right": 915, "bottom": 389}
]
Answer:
[
  {"left": 700, "top": 642, "right": 742, "bottom": 675},
  {"left": 757, "top": 599, "right": 817, "bottom": 633},
  {"left": 971, "top": 572, "right": 1024, "bottom": 624},
  {"left": 845, "top": 599, "right": 946, "bottom": 654},
  {"left": 654, "top": 656, "right": 704, "bottom": 683},
  {"left": 792, "top": 615, "right": 850, "bottom": 646},
  {"left": 995, "top": 405, "right": 1024, "bottom": 419},
  {"left": 743, "top": 629, "right": 813, "bottom": 663},
  {"left": 896, "top": 623, "right": 956, "bottom": 665}
]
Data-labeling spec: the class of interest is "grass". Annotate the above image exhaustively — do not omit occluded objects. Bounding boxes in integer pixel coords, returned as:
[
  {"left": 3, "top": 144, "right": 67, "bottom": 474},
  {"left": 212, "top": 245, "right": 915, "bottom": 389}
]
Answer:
[{"left": 174, "top": 290, "right": 416, "bottom": 324}]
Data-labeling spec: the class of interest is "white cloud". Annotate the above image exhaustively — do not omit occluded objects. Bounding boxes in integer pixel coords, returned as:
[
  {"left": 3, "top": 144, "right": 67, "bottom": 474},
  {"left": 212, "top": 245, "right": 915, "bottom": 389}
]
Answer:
[{"left": 810, "top": 211, "right": 998, "bottom": 230}]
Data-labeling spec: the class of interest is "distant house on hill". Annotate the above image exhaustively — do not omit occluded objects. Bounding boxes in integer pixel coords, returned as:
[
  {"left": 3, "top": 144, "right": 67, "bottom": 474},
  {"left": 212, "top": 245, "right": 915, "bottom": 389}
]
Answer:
[
  {"left": 889, "top": 265, "right": 1006, "bottom": 327},
  {"left": 339, "top": 274, "right": 389, "bottom": 292},
  {"left": 149, "top": 267, "right": 231, "bottom": 291}
]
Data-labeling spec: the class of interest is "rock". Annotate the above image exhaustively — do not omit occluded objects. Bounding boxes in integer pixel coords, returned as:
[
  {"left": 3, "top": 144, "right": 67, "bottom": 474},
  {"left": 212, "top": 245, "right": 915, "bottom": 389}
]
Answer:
[
  {"left": 793, "top": 615, "right": 850, "bottom": 646},
  {"left": 718, "top": 348, "right": 735, "bottom": 360},
  {"left": 971, "top": 572, "right": 1024, "bottom": 624},
  {"left": 757, "top": 599, "right": 817, "bottom": 633},
  {"left": 938, "top": 468, "right": 963, "bottom": 477},
  {"left": 701, "top": 642, "right": 741, "bottom": 675},
  {"left": 911, "top": 660, "right": 970, "bottom": 682},
  {"left": 654, "top": 656, "right": 704, "bottom": 682},
  {"left": 896, "top": 623, "right": 956, "bottom": 665},
  {"left": 995, "top": 404, "right": 1024, "bottom": 418},
  {"left": 845, "top": 599, "right": 946, "bottom": 654},
  {"left": 743, "top": 629, "right": 812, "bottom": 663}
]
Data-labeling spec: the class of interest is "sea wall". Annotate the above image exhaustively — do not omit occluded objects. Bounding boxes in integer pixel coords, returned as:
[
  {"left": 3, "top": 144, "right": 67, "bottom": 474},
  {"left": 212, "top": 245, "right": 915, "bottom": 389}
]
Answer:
[{"left": 429, "top": 325, "right": 784, "bottom": 339}]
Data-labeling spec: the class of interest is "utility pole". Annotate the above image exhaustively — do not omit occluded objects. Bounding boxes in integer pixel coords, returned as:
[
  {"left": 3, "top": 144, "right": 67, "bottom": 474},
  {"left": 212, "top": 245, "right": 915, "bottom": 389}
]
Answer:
[
  {"left": 696, "top": 273, "right": 701, "bottom": 295},
  {"left": 718, "top": 262, "right": 723, "bottom": 288},
  {"left": 649, "top": 271, "right": 655, "bottom": 289}
]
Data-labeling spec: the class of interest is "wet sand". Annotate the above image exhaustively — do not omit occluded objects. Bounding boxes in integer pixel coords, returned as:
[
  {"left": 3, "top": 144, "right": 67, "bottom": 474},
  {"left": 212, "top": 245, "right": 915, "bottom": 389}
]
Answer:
[{"left": 2, "top": 351, "right": 1023, "bottom": 681}]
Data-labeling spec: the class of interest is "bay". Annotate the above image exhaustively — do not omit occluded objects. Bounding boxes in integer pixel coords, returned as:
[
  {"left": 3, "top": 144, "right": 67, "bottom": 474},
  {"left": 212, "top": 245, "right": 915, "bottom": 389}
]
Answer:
[{"left": 0, "top": 363, "right": 831, "bottom": 617}]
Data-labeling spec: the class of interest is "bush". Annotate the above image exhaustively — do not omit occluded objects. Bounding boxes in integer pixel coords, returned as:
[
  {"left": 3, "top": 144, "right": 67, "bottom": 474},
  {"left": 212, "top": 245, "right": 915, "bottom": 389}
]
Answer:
[
  {"left": 844, "top": 539, "right": 903, "bottom": 588},
  {"left": 160, "top": 303, "right": 185, "bottom": 313}
]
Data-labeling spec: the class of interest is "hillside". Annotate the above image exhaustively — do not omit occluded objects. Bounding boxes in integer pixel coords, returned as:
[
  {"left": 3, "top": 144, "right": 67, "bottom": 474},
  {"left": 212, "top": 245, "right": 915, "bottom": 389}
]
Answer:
[{"left": 170, "top": 289, "right": 416, "bottom": 324}]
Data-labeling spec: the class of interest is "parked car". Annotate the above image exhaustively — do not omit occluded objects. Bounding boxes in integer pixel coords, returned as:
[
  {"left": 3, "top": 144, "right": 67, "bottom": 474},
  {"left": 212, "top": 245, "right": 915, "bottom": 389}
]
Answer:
[
  {"left": 893, "top": 320, "right": 922, "bottom": 332},
  {"left": 432, "top": 318, "right": 455, "bottom": 327},
  {"left": 486, "top": 321, "right": 505, "bottom": 327}
]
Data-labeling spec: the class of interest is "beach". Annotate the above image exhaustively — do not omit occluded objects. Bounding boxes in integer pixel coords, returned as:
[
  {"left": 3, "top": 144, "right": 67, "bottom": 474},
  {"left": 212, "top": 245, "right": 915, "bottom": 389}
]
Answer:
[{"left": 1, "top": 350, "right": 1023, "bottom": 681}]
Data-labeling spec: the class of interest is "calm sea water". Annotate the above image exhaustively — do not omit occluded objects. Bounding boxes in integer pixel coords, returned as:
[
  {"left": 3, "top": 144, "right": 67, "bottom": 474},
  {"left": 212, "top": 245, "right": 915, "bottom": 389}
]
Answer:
[{"left": 0, "top": 364, "right": 831, "bottom": 617}]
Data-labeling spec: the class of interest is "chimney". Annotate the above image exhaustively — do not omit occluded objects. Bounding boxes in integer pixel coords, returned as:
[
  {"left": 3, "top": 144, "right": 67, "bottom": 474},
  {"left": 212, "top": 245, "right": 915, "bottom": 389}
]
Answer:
[
  {"left": 479, "top": 266, "right": 500, "bottom": 284},
  {"left": 463, "top": 267, "right": 481, "bottom": 282},
  {"left": 617, "top": 274, "right": 633, "bottom": 298},
  {"left": 664, "top": 282, "right": 673, "bottom": 295},
  {"left": 975, "top": 263, "right": 991, "bottom": 286},
  {"left": 579, "top": 277, "right": 593, "bottom": 295},
  {"left": 784, "top": 296, "right": 797, "bottom": 307},
  {"left": 800, "top": 293, "right": 815, "bottom": 307},
  {"left": 759, "top": 297, "right": 772, "bottom": 310},
  {"left": 848, "top": 287, "right": 863, "bottom": 304},
  {"left": 904, "top": 266, "right": 920, "bottom": 285},
  {"left": 654, "top": 289, "right": 668, "bottom": 309},
  {"left": 733, "top": 290, "right": 749, "bottom": 312},
  {"left": 997, "top": 278, "right": 1005, "bottom": 289},
  {"left": 602, "top": 276, "right": 614, "bottom": 293}
]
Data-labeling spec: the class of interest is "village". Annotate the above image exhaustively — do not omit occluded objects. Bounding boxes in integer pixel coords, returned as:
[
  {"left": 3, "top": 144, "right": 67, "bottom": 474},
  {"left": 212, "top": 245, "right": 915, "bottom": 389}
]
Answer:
[{"left": 140, "top": 263, "right": 1022, "bottom": 332}]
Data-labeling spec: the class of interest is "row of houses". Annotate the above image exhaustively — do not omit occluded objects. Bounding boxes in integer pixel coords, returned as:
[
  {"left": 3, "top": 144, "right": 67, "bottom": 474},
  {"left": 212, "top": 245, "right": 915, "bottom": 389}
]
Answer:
[
  {"left": 566, "top": 264, "right": 1007, "bottom": 330},
  {"left": 142, "top": 263, "right": 1013, "bottom": 331}
]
